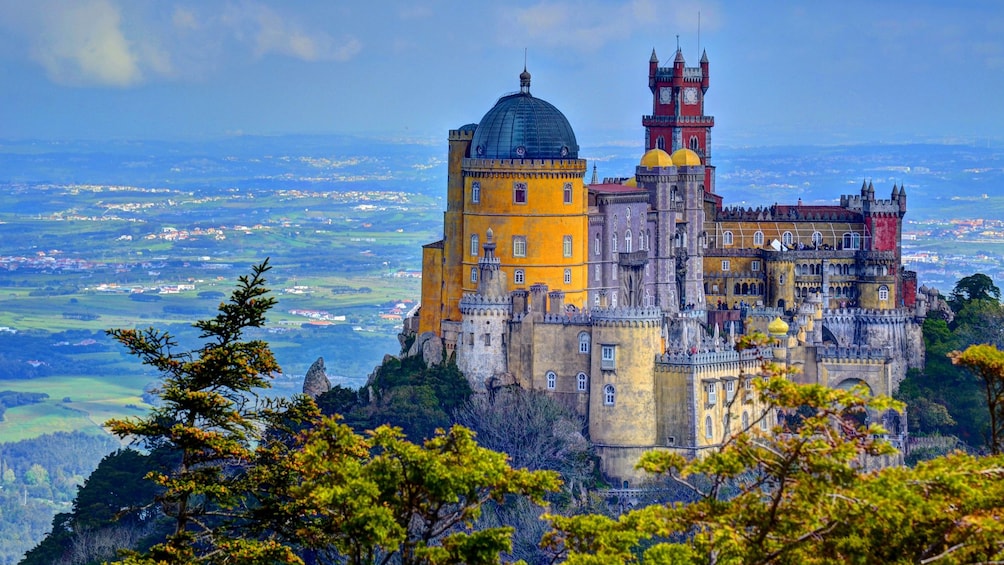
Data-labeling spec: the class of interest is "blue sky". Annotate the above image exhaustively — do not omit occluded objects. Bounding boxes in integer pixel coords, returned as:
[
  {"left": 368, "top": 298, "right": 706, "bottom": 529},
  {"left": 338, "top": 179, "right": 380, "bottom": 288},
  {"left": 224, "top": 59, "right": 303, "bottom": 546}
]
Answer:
[{"left": 0, "top": 0, "right": 1001, "bottom": 146}]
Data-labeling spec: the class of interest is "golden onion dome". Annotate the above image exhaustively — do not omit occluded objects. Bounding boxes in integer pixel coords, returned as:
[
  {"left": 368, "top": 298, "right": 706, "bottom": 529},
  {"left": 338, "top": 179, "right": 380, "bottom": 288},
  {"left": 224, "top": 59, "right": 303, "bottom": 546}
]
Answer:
[
  {"left": 670, "top": 147, "right": 702, "bottom": 167},
  {"left": 624, "top": 176, "right": 638, "bottom": 187},
  {"left": 768, "top": 316, "right": 789, "bottom": 336},
  {"left": 640, "top": 148, "right": 673, "bottom": 168}
]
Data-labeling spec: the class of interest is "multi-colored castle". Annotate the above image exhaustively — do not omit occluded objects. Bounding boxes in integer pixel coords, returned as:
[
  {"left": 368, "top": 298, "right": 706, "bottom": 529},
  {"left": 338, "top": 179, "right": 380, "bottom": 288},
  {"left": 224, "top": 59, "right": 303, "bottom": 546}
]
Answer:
[{"left": 405, "top": 49, "right": 928, "bottom": 483}]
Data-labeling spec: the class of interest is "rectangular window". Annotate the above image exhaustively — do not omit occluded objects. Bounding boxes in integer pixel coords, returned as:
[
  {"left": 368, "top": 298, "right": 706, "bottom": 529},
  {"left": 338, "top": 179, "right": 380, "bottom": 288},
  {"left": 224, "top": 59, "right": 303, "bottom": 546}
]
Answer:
[
  {"left": 513, "top": 236, "right": 527, "bottom": 257},
  {"left": 513, "top": 182, "right": 528, "bottom": 204},
  {"left": 483, "top": 333, "right": 491, "bottom": 346},
  {"left": 726, "top": 380, "right": 735, "bottom": 402},
  {"left": 563, "top": 235, "right": 573, "bottom": 257},
  {"left": 751, "top": 260, "right": 761, "bottom": 272},
  {"left": 594, "top": 264, "right": 600, "bottom": 281},
  {"left": 563, "top": 182, "right": 573, "bottom": 204},
  {"left": 471, "top": 181, "right": 481, "bottom": 203},
  {"left": 722, "top": 260, "right": 730, "bottom": 271},
  {"left": 564, "top": 268, "right": 572, "bottom": 284},
  {"left": 707, "top": 382, "right": 717, "bottom": 405},
  {"left": 601, "top": 345, "right": 616, "bottom": 370}
]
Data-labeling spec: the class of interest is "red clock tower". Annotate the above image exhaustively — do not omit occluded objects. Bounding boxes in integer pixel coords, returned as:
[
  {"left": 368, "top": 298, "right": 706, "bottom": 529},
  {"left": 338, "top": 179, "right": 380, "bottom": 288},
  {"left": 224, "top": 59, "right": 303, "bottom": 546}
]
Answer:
[{"left": 644, "top": 47, "right": 716, "bottom": 196}]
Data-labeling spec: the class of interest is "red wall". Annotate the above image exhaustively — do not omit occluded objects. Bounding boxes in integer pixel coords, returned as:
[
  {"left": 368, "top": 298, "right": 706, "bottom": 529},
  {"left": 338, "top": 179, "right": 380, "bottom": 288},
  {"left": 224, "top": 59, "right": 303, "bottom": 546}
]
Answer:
[{"left": 867, "top": 215, "right": 899, "bottom": 251}]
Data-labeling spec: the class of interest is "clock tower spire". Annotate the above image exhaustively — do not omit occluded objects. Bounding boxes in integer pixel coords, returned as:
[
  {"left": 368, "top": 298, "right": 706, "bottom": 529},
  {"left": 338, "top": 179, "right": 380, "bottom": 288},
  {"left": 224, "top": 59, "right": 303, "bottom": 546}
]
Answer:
[{"left": 642, "top": 46, "right": 716, "bottom": 196}]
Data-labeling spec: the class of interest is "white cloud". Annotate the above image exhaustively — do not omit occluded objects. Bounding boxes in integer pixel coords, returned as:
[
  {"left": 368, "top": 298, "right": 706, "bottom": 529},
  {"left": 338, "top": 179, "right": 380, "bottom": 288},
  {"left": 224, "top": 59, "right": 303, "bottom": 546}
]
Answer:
[
  {"left": 225, "top": 2, "right": 362, "bottom": 62},
  {"left": 0, "top": 0, "right": 154, "bottom": 87}
]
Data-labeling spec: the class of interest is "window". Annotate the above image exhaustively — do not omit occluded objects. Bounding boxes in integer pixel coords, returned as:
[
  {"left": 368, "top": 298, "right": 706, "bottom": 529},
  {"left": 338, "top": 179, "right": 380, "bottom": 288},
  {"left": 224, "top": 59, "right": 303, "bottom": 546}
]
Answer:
[
  {"left": 512, "top": 236, "right": 527, "bottom": 257},
  {"left": 564, "top": 269, "right": 572, "bottom": 284},
  {"left": 878, "top": 285, "right": 889, "bottom": 301},
  {"left": 782, "top": 231, "right": 793, "bottom": 247},
  {"left": 612, "top": 264, "right": 617, "bottom": 281},
  {"left": 546, "top": 371, "right": 556, "bottom": 390},
  {"left": 754, "top": 230, "right": 764, "bottom": 246},
  {"left": 484, "top": 333, "right": 491, "bottom": 346},
  {"left": 611, "top": 292, "right": 617, "bottom": 307},
  {"left": 577, "top": 372, "right": 588, "bottom": 392},
  {"left": 723, "top": 231, "right": 733, "bottom": 246},
  {"left": 611, "top": 232, "right": 618, "bottom": 253},
  {"left": 470, "top": 267, "right": 478, "bottom": 283},
  {"left": 843, "top": 232, "right": 860, "bottom": 250},
  {"left": 471, "top": 181, "right": 481, "bottom": 203},
  {"left": 624, "top": 230, "right": 632, "bottom": 252},
  {"left": 707, "top": 382, "right": 717, "bottom": 405},
  {"left": 657, "top": 136, "right": 665, "bottom": 150},
  {"left": 563, "top": 235, "right": 573, "bottom": 257},
  {"left": 563, "top": 182, "right": 573, "bottom": 204},
  {"left": 601, "top": 345, "right": 616, "bottom": 370},
  {"left": 760, "top": 412, "right": 769, "bottom": 431},
  {"left": 514, "top": 269, "right": 525, "bottom": 284},
  {"left": 812, "top": 231, "right": 823, "bottom": 246},
  {"left": 721, "top": 260, "right": 730, "bottom": 271},
  {"left": 726, "top": 380, "right": 735, "bottom": 402},
  {"left": 705, "top": 415, "right": 713, "bottom": 439},
  {"left": 578, "top": 332, "right": 590, "bottom": 354},
  {"left": 604, "top": 384, "right": 615, "bottom": 405},
  {"left": 513, "top": 182, "right": 527, "bottom": 204},
  {"left": 593, "top": 234, "right": 600, "bottom": 255},
  {"left": 742, "top": 411, "right": 749, "bottom": 430},
  {"left": 594, "top": 264, "right": 600, "bottom": 281},
  {"left": 470, "top": 234, "right": 479, "bottom": 256},
  {"left": 752, "top": 260, "right": 761, "bottom": 272},
  {"left": 690, "top": 136, "right": 700, "bottom": 151}
]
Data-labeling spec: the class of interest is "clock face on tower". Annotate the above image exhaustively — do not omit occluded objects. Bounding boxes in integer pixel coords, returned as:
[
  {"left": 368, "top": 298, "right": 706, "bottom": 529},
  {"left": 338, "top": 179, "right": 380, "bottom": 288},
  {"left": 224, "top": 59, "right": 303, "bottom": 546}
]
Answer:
[
  {"left": 659, "top": 86, "right": 672, "bottom": 105},
  {"left": 683, "top": 87, "right": 699, "bottom": 105}
]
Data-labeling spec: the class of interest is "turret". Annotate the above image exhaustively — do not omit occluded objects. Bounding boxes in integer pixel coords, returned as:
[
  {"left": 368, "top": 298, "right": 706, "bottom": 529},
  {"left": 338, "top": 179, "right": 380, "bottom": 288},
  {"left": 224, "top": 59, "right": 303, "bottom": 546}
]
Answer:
[
  {"left": 649, "top": 48, "right": 658, "bottom": 91},
  {"left": 700, "top": 49, "right": 709, "bottom": 93},
  {"left": 673, "top": 48, "right": 685, "bottom": 88}
]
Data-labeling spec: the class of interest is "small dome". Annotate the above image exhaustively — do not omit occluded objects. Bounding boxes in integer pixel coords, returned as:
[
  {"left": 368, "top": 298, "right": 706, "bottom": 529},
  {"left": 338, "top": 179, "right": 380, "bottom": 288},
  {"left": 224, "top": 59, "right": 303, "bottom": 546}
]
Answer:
[
  {"left": 671, "top": 148, "right": 702, "bottom": 167},
  {"left": 624, "top": 176, "right": 638, "bottom": 187},
  {"left": 768, "top": 316, "right": 789, "bottom": 336},
  {"left": 640, "top": 148, "right": 673, "bottom": 168}
]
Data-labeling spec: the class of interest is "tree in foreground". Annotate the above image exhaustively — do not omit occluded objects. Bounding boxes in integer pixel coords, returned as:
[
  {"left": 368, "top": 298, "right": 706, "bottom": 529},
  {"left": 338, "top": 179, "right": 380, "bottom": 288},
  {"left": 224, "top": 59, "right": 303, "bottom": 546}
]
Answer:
[
  {"left": 543, "top": 334, "right": 1004, "bottom": 564},
  {"left": 106, "top": 260, "right": 308, "bottom": 564},
  {"left": 951, "top": 343, "right": 1004, "bottom": 455},
  {"left": 255, "top": 419, "right": 560, "bottom": 565}
]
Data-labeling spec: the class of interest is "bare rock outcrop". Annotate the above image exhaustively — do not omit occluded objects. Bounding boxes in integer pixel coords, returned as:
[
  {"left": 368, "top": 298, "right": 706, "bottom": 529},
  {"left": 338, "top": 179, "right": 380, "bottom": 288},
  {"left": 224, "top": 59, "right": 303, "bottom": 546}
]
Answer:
[{"left": 302, "top": 357, "right": 331, "bottom": 398}]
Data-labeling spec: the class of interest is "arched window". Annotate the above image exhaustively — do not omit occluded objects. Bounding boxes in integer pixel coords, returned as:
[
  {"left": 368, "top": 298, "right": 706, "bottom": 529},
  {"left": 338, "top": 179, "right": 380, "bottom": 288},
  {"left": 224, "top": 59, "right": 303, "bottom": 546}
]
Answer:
[
  {"left": 611, "top": 232, "right": 618, "bottom": 253},
  {"left": 593, "top": 233, "right": 600, "bottom": 255},
  {"left": 753, "top": 231, "right": 764, "bottom": 246},
  {"left": 577, "top": 372, "right": 588, "bottom": 392},
  {"left": 722, "top": 231, "right": 733, "bottom": 246},
  {"left": 782, "top": 231, "right": 793, "bottom": 247},
  {"left": 563, "top": 182, "right": 573, "bottom": 204},
  {"left": 812, "top": 231, "right": 823, "bottom": 247},
  {"left": 546, "top": 371, "right": 556, "bottom": 390},
  {"left": 564, "top": 268, "right": 572, "bottom": 284},
  {"left": 578, "top": 332, "right": 590, "bottom": 354},
  {"left": 470, "top": 267, "right": 478, "bottom": 283},
  {"left": 470, "top": 234, "right": 479, "bottom": 256},
  {"left": 471, "top": 181, "right": 481, "bottom": 203},
  {"left": 624, "top": 229, "right": 632, "bottom": 252},
  {"left": 637, "top": 230, "right": 644, "bottom": 251},
  {"left": 657, "top": 136, "right": 665, "bottom": 150},
  {"left": 604, "top": 384, "right": 615, "bottom": 405},
  {"left": 705, "top": 415, "right": 713, "bottom": 439},
  {"left": 690, "top": 136, "right": 700, "bottom": 151},
  {"left": 514, "top": 269, "right": 525, "bottom": 285},
  {"left": 878, "top": 285, "right": 889, "bottom": 301},
  {"left": 563, "top": 235, "right": 573, "bottom": 257}
]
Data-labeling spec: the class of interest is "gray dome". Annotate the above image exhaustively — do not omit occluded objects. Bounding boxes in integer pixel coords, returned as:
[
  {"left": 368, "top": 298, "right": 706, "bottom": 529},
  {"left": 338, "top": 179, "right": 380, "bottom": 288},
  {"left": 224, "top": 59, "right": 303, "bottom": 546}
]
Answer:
[{"left": 471, "top": 92, "right": 579, "bottom": 160}]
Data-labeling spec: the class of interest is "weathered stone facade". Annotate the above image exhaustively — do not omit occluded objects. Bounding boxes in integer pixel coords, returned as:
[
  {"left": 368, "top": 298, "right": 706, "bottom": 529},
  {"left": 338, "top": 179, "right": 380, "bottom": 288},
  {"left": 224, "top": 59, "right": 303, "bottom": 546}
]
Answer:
[{"left": 407, "top": 48, "right": 926, "bottom": 484}]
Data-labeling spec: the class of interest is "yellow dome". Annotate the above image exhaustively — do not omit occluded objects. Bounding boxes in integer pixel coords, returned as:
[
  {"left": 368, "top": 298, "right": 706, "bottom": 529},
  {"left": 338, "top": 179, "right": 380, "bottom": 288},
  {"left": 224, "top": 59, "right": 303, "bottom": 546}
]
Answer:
[
  {"left": 624, "top": 176, "right": 638, "bottom": 187},
  {"left": 671, "top": 148, "right": 702, "bottom": 167},
  {"left": 640, "top": 148, "right": 673, "bottom": 168},
  {"left": 767, "top": 316, "right": 789, "bottom": 336}
]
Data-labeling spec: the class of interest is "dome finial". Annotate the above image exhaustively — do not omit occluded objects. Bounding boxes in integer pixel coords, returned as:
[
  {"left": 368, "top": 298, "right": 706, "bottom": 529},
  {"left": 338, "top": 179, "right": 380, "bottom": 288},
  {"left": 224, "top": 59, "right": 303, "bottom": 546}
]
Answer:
[{"left": 520, "top": 49, "right": 531, "bottom": 94}]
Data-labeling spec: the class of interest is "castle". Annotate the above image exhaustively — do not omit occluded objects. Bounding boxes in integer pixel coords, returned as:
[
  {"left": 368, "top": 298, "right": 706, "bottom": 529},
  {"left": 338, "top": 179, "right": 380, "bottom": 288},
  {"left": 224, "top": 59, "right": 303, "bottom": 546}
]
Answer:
[{"left": 405, "top": 49, "right": 928, "bottom": 483}]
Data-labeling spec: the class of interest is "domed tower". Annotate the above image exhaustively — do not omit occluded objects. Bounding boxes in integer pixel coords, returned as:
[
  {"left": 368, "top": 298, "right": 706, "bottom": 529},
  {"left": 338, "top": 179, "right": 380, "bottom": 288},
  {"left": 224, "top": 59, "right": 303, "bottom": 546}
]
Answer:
[{"left": 461, "top": 69, "right": 589, "bottom": 313}]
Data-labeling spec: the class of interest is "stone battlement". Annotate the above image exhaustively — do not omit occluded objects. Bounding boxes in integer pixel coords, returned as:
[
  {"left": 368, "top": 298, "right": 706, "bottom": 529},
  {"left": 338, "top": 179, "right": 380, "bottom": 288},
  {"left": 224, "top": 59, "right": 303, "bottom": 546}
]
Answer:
[
  {"left": 459, "top": 293, "right": 512, "bottom": 315},
  {"left": 817, "top": 344, "right": 890, "bottom": 361}
]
